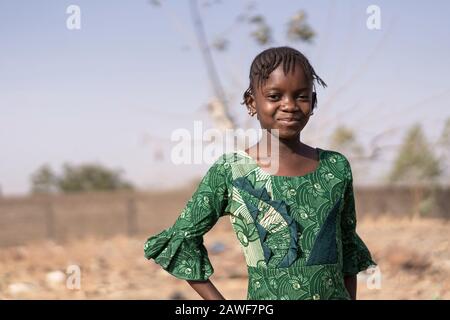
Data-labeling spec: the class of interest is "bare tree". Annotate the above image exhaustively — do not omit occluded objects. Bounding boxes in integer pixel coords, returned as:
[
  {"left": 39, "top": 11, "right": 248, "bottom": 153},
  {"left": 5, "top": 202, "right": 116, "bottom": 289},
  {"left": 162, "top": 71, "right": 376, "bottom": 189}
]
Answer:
[{"left": 148, "top": 1, "right": 318, "bottom": 130}]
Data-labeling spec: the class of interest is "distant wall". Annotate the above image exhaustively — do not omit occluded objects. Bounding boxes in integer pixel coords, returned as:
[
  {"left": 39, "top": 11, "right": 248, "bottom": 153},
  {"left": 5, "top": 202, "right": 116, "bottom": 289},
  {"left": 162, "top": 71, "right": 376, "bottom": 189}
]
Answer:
[
  {"left": 355, "top": 185, "right": 449, "bottom": 218},
  {"left": 0, "top": 189, "right": 193, "bottom": 247},
  {"left": 0, "top": 185, "right": 448, "bottom": 247}
]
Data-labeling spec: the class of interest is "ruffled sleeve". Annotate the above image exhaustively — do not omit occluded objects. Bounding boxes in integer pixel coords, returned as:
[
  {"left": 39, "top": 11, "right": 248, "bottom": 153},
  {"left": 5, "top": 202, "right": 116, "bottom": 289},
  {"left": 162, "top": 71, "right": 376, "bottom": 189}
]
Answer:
[
  {"left": 143, "top": 154, "right": 230, "bottom": 281},
  {"left": 341, "top": 162, "right": 377, "bottom": 276}
]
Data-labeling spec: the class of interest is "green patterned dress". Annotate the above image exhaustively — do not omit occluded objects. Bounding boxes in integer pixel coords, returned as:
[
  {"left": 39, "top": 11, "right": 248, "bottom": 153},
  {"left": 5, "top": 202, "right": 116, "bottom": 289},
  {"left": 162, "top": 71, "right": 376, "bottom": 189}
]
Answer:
[{"left": 144, "top": 148, "right": 376, "bottom": 300}]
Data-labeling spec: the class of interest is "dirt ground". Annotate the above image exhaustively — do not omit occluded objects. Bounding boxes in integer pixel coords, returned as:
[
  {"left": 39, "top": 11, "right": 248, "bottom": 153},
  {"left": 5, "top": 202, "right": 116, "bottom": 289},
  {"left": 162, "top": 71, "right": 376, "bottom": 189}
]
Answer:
[{"left": 0, "top": 216, "right": 449, "bottom": 300}]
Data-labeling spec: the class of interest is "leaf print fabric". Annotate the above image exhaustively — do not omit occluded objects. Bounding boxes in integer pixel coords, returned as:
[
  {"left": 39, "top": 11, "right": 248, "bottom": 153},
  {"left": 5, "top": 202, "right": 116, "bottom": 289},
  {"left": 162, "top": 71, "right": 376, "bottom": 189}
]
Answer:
[{"left": 144, "top": 149, "right": 376, "bottom": 299}]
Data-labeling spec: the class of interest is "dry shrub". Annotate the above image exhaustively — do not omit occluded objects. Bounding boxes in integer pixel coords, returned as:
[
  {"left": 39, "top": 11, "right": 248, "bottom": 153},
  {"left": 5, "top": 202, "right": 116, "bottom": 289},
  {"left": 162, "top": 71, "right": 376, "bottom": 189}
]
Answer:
[{"left": 384, "top": 245, "right": 432, "bottom": 273}]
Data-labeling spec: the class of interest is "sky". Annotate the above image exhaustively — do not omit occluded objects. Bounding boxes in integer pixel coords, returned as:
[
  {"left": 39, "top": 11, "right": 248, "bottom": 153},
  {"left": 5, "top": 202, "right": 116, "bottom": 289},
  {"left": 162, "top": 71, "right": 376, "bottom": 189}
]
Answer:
[{"left": 1, "top": 0, "right": 450, "bottom": 196}]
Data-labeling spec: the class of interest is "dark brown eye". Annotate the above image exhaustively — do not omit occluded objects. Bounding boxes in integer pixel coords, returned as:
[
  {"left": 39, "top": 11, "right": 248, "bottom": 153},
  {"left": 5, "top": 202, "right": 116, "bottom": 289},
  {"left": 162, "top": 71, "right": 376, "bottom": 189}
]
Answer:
[{"left": 268, "top": 95, "right": 280, "bottom": 100}]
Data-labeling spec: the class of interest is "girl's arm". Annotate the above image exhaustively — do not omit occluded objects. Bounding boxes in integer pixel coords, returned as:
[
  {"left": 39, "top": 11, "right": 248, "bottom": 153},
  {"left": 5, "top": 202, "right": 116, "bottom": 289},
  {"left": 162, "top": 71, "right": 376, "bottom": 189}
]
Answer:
[
  {"left": 187, "top": 279, "right": 226, "bottom": 300},
  {"left": 344, "top": 275, "right": 357, "bottom": 300}
]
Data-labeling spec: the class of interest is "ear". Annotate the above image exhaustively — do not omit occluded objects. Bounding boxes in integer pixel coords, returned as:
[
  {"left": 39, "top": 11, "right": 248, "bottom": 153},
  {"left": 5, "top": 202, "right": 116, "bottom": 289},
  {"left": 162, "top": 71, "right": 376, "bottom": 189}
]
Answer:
[
  {"left": 311, "top": 92, "right": 317, "bottom": 110},
  {"left": 245, "top": 93, "right": 257, "bottom": 114}
]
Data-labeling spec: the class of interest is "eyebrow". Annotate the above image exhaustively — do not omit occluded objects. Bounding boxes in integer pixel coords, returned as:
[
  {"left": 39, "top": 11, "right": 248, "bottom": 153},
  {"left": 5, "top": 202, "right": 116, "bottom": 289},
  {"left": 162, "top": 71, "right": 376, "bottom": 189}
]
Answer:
[{"left": 263, "top": 87, "right": 309, "bottom": 92}]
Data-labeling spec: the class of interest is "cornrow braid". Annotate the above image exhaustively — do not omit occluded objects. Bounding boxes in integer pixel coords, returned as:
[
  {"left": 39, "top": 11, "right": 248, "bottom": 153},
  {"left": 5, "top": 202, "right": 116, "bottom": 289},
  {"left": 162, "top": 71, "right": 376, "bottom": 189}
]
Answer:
[{"left": 241, "top": 46, "right": 327, "bottom": 110}]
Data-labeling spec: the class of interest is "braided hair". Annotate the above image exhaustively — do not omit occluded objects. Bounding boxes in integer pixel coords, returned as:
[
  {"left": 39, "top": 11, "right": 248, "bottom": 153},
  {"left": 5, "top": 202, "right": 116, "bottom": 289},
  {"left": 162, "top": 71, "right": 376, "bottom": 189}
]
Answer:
[{"left": 241, "top": 46, "right": 327, "bottom": 110}]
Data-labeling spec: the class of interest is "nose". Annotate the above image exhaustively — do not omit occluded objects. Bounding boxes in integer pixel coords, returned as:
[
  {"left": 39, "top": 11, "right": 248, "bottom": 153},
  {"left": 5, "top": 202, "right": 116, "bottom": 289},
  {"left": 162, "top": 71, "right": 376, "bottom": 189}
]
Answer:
[{"left": 280, "top": 96, "right": 298, "bottom": 112}]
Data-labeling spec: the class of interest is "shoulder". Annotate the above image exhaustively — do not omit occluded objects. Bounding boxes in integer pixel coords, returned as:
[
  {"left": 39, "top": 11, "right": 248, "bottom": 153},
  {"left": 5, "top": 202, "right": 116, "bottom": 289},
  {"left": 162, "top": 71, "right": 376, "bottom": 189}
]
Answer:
[
  {"left": 206, "top": 151, "right": 244, "bottom": 176},
  {"left": 320, "top": 148, "right": 353, "bottom": 180},
  {"left": 320, "top": 148, "right": 350, "bottom": 164},
  {"left": 212, "top": 150, "right": 252, "bottom": 167},
  {"left": 204, "top": 151, "right": 254, "bottom": 191},
  {"left": 210, "top": 151, "right": 242, "bottom": 167},
  {"left": 198, "top": 154, "right": 232, "bottom": 191},
  {"left": 208, "top": 151, "right": 256, "bottom": 181}
]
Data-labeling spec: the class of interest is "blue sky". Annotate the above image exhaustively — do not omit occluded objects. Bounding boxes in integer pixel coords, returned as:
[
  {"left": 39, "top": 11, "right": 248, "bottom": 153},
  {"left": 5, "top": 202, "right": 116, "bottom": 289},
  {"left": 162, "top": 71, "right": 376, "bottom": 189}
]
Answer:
[{"left": 1, "top": 0, "right": 450, "bottom": 195}]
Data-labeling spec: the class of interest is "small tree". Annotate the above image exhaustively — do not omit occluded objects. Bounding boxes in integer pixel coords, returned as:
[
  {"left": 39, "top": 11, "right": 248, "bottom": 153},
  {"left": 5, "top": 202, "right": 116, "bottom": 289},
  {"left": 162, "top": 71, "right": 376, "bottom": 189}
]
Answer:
[
  {"left": 388, "top": 123, "right": 441, "bottom": 184},
  {"left": 329, "top": 125, "right": 364, "bottom": 157},
  {"left": 30, "top": 164, "right": 58, "bottom": 194},
  {"left": 388, "top": 123, "right": 442, "bottom": 218},
  {"left": 57, "top": 163, "right": 134, "bottom": 193},
  {"left": 437, "top": 117, "right": 450, "bottom": 184},
  {"left": 30, "top": 163, "right": 134, "bottom": 194}
]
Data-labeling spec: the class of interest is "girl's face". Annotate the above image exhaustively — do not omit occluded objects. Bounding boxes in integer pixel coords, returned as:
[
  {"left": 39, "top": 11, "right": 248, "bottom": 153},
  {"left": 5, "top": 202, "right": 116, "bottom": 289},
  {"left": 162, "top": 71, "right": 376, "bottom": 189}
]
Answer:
[{"left": 248, "top": 63, "right": 314, "bottom": 140}]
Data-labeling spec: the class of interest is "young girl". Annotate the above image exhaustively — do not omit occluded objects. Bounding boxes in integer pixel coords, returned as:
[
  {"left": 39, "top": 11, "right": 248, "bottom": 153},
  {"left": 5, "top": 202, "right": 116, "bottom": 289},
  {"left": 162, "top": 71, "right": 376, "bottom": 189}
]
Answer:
[{"left": 144, "top": 46, "right": 376, "bottom": 300}]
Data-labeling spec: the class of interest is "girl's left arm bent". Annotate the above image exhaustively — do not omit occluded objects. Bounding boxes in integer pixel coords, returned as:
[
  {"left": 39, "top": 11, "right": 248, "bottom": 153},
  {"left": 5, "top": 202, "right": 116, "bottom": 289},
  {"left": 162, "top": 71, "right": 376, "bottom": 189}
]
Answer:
[{"left": 143, "top": 155, "right": 231, "bottom": 296}]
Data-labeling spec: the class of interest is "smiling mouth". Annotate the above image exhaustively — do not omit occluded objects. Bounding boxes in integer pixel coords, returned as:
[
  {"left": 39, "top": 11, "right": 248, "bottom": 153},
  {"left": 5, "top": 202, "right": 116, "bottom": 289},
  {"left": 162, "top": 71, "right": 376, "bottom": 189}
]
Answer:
[{"left": 277, "top": 118, "right": 301, "bottom": 125}]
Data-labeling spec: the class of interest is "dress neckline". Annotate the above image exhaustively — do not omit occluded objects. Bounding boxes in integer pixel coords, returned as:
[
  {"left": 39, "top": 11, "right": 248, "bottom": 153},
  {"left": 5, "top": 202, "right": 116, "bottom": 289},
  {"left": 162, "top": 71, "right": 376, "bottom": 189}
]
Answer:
[{"left": 235, "top": 148, "right": 324, "bottom": 179}]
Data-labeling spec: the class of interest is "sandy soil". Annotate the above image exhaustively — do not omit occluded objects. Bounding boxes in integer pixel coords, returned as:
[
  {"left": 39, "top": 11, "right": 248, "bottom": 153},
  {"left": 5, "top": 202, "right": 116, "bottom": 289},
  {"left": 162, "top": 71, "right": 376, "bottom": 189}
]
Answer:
[{"left": 0, "top": 216, "right": 448, "bottom": 300}]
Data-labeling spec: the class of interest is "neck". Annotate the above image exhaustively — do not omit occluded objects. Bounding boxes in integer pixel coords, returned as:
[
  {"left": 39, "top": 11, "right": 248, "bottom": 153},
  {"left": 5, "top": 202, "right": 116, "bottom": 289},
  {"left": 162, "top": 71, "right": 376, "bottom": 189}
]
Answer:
[{"left": 258, "top": 130, "right": 303, "bottom": 157}]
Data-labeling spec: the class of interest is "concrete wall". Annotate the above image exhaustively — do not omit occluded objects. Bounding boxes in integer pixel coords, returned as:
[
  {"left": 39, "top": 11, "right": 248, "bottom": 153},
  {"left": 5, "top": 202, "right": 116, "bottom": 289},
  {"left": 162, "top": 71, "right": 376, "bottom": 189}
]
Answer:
[{"left": 0, "top": 185, "right": 448, "bottom": 247}]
